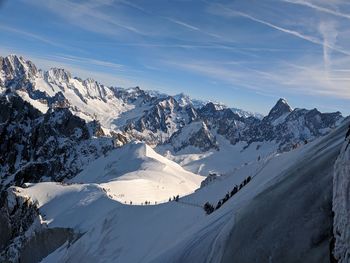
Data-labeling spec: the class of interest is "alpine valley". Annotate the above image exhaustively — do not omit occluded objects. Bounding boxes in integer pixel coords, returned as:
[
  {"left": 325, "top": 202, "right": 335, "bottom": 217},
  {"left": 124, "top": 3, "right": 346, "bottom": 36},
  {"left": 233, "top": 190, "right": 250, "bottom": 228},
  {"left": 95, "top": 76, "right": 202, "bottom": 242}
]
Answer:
[{"left": 0, "top": 55, "right": 349, "bottom": 263}]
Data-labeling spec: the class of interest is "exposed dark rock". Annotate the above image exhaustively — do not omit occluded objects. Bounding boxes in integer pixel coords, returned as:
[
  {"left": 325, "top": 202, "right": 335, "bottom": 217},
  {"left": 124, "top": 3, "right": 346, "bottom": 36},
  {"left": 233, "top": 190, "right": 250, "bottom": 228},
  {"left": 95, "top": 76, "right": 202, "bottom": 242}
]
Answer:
[
  {"left": 0, "top": 94, "right": 113, "bottom": 190},
  {"left": 0, "top": 188, "right": 78, "bottom": 263}
]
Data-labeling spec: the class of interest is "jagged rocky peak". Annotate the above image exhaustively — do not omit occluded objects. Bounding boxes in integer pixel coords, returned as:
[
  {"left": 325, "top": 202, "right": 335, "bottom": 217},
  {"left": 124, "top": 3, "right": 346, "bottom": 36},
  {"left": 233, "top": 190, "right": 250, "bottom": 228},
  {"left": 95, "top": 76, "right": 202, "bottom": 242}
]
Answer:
[
  {"left": 0, "top": 54, "right": 37, "bottom": 80},
  {"left": 82, "top": 78, "right": 111, "bottom": 100},
  {"left": 125, "top": 86, "right": 145, "bottom": 96},
  {"left": 45, "top": 68, "right": 72, "bottom": 83},
  {"left": 157, "top": 96, "right": 178, "bottom": 110},
  {"left": 173, "top": 93, "right": 192, "bottom": 107},
  {"left": 113, "top": 86, "right": 155, "bottom": 103},
  {"left": 200, "top": 102, "right": 218, "bottom": 114},
  {"left": 82, "top": 77, "right": 100, "bottom": 89},
  {"left": 265, "top": 98, "right": 293, "bottom": 123},
  {"left": 173, "top": 93, "right": 208, "bottom": 109},
  {"left": 199, "top": 101, "right": 241, "bottom": 121},
  {"left": 169, "top": 121, "right": 218, "bottom": 152}
]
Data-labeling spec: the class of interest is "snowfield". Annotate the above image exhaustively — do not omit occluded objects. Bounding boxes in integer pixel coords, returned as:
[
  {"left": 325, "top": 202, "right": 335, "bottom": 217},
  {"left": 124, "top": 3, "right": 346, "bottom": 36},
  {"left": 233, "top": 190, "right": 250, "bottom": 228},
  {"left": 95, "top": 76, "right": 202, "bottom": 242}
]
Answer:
[
  {"left": 158, "top": 134, "right": 279, "bottom": 176},
  {"left": 70, "top": 141, "right": 204, "bottom": 204},
  {"left": 10, "top": 119, "right": 348, "bottom": 263}
]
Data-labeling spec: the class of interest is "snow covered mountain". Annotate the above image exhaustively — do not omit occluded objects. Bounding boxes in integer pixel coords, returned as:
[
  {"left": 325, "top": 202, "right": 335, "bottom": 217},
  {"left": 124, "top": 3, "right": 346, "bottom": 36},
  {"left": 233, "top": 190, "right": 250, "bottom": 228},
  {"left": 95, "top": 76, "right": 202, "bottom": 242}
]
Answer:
[
  {"left": 1, "top": 55, "right": 342, "bottom": 155},
  {"left": 1, "top": 118, "right": 348, "bottom": 263},
  {"left": 0, "top": 54, "right": 343, "bottom": 182},
  {"left": 1, "top": 54, "right": 349, "bottom": 263}
]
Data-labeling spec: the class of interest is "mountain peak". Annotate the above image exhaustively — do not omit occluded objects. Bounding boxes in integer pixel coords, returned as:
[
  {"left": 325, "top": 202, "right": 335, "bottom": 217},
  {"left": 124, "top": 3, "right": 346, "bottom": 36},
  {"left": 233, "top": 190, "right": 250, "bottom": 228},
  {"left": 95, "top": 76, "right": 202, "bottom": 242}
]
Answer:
[
  {"left": 46, "top": 68, "right": 71, "bottom": 83},
  {"left": 265, "top": 98, "right": 293, "bottom": 122},
  {"left": 276, "top": 98, "right": 290, "bottom": 107},
  {"left": 1, "top": 54, "right": 37, "bottom": 79}
]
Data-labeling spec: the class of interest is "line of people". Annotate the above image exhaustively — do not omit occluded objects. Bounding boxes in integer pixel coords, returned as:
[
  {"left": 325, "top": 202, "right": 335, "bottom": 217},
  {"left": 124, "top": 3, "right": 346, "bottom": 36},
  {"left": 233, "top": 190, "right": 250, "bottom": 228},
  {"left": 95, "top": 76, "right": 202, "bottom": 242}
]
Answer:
[
  {"left": 203, "top": 176, "right": 252, "bottom": 215},
  {"left": 169, "top": 195, "right": 180, "bottom": 202}
]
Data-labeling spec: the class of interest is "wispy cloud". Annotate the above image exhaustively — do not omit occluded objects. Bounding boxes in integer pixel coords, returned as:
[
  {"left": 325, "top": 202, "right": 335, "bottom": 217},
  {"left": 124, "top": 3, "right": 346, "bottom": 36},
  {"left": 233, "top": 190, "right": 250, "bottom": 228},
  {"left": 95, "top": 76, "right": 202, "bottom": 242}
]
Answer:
[
  {"left": 283, "top": 0, "right": 350, "bottom": 20},
  {"left": 51, "top": 54, "right": 126, "bottom": 71},
  {"left": 5, "top": 0, "right": 350, "bottom": 114},
  {"left": 318, "top": 20, "right": 338, "bottom": 80},
  {"left": 162, "top": 55, "right": 350, "bottom": 101},
  {"left": 208, "top": 4, "right": 350, "bottom": 56},
  {"left": 164, "top": 17, "right": 200, "bottom": 31},
  {"left": 29, "top": 0, "right": 144, "bottom": 36},
  {"left": 0, "top": 25, "right": 65, "bottom": 48}
]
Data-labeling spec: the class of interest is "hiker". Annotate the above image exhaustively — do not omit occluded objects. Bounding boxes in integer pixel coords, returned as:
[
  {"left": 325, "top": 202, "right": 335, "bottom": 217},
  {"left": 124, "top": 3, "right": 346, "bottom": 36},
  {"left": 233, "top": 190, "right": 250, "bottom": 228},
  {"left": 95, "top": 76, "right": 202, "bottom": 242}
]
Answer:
[
  {"left": 203, "top": 202, "right": 214, "bottom": 215},
  {"left": 216, "top": 200, "right": 222, "bottom": 210}
]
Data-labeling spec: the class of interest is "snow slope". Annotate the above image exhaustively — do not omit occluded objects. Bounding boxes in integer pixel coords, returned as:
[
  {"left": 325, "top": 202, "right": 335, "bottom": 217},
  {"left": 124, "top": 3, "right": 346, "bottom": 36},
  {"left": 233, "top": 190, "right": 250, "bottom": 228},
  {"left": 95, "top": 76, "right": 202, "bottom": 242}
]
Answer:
[
  {"left": 70, "top": 142, "right": 204, "bottom": 204},
  {"left": 159, "top": 134, "right": 279, "bottom": 176},
  {"left": 9, "top": 119, "right": 348, "bottom": 263},
  {"left": 333, "top": 125, "right": 350, "bottom": 263}
]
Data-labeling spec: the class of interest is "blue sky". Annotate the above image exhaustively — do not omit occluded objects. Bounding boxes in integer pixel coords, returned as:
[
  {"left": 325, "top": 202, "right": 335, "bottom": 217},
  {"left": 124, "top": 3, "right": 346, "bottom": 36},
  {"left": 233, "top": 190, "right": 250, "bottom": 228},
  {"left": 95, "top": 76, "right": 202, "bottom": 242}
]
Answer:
[{"left": 1, "top": 0, "right": 350, "bottom": 115}]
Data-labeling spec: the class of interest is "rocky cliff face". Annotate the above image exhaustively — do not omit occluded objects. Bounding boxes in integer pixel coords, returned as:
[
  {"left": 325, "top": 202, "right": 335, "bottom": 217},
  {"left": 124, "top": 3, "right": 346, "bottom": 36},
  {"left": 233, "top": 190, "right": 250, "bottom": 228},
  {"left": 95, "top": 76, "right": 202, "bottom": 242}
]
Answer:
[
  {"left": 168, "top": 121, "right": 218, "bottom": 152},
  {"left": 0, "top": 187, "right": 76, "bottom": 263},
  {"left": 0, "top": 55, "right": 37, "bottom": 89},
  {"left": 332, "top": 125, "right": 350, "bottom": 263},
  {"left": 0, "top": 187, "right": 40, "bottom": 262},
  {"left": 124, "top": 96, "right": 198, "bottom": 145},
  {"left": 0, "top": 94, "right": 114, "bottom": 190}
]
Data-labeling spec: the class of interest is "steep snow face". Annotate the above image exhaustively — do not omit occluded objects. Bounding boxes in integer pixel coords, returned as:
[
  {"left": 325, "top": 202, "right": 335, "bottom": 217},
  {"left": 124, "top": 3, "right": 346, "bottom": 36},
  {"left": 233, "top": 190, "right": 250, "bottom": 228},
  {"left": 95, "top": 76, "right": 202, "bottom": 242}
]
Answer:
[
  {"left": 70, "top": 142, "right": 204, "bottom": 204},
  {"left": 333, "top": 125, "right": 350, "bottom": 263},
  {"left": 218, "top": 120, "right": 349, "bottom": 263}
]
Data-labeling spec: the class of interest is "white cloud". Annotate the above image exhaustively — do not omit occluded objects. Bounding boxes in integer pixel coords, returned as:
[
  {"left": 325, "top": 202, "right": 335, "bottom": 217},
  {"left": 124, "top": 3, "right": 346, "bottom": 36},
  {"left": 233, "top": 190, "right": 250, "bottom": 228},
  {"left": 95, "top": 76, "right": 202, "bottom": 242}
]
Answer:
[{"left": 318, "top": 21, "right": 338, "bottom": 78}]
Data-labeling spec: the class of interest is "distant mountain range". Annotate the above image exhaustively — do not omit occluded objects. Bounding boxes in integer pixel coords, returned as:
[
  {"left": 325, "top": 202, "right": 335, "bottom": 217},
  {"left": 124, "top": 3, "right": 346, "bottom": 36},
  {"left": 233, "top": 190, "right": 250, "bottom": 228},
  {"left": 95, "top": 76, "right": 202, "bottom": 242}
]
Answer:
[{"left": 0, "top": 54, "right": 344, "bottom": 186}]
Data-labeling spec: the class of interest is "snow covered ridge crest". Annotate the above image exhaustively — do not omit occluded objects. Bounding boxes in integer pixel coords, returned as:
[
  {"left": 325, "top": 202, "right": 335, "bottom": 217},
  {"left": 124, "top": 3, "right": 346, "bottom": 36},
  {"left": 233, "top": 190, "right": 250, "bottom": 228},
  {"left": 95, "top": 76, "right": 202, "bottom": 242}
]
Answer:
[{"left": 332, "top": 125, "right": 350, "bottom": 263}]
